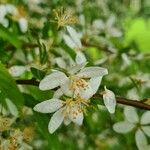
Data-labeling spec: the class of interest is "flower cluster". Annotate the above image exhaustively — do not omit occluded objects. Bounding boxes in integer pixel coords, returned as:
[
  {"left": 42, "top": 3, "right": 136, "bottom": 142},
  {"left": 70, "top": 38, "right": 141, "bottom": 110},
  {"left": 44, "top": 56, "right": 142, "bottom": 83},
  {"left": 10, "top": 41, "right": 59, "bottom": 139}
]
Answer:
[{"left": 113, "top": 106, "right": 150, "bottom": 150}]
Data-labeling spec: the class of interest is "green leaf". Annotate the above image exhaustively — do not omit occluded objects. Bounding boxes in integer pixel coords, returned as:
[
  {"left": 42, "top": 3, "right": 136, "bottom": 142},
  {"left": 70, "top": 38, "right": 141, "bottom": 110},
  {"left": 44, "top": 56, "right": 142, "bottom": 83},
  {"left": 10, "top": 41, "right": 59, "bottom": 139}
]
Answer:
[
  {"left": 31, "top": 67, "right": 46, "bottom": 80},
  {"left": 0, "top": 63, "right": 24, "bottom": 111},
  {"left": 0, "top": 25, "right": 21, "bottom": 48}
]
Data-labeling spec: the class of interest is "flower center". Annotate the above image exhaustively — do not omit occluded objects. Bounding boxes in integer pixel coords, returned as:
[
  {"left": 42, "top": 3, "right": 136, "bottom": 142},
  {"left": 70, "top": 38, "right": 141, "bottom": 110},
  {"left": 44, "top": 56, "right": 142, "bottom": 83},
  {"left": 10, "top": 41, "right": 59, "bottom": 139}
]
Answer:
[
  {"left": 63, "top": 96, "right": 90, "bottom": 119},
  {"left": 70, "top": 77, "right": 89, "bottom": 91}
]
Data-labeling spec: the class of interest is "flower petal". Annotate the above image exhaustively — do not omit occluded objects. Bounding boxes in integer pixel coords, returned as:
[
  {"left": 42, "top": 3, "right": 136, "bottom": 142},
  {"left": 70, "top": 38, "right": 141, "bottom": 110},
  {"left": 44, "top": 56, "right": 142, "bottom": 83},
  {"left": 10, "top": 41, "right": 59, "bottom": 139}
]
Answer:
[
  {"left": 75, "top": 51, "right": 86, "bottom": 64},
  {"left": 53, "top": 89, "right": 63, "bottom": 98},
  {"left": 66, "top": 26, "right": 82, "bottom": 49},
  {"left": 69, "top": 109, "right": 84, "bottom": 126},
  {"left": 48, "top": 108, "right": 64, "bottom": 133},
  {"left": 33, "top": 99, "right": 64, "bottom": 113},
  {"left": 113, "top": 121, "right": 135, "bottom": 133},
  {"left": 124, "top": 106, "right": 139, "bottom": 123},
  {"left": 142, "top": 126, "right": 150, "bottom": 137},
  {"left": 39, "top": 71, "right": 68, "bottom": 90},
  {"left": 103, "top": 87, "right": 116, "bottom": 114},
  {"left": 141, "top": 111, "right": 150, "bottom": 125},
  {"left": 89, "top": 76, "right": 102, "bottom": 95},
  {"left": 77, "top": 67, "right": 108, "bottom": 78},
  {"left": 60, "top": 79, "right": 73, "bottom": 97},
  {"left": 79, "top": 86, "right": 94, "bottom": 100},
  {"left": 63, "top": 34, "right": 76, "bottom": 49},
  {"left": 135, "top": 129, "right": 148, "bottom": 150},
  {"left": 9, "top": 66, "right": 26, "bottom": 77},
  {"left": 5, "top": 98, "right": 18, "bottom": 117},
  {"left": 68, "top": 62, "right": 87, "bottom": 75},
  {"left": 55, "top": 57, "right": 67, "bottom": 69},
  {"left": 64, "top": 117, "right": 71, "bottom": 126}
]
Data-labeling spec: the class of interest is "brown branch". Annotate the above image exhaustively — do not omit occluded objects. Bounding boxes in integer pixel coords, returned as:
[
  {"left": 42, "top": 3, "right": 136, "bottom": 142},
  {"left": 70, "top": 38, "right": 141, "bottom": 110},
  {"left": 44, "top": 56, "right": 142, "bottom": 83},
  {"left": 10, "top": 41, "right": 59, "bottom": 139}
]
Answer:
[
  {"left": 16, "top": 79, "right": 150, "bottom": 110},
  {"left": 16, "top": 79, "right": 39, "bottom": 86},
  {"left": 81, "top": 39, "right": 114, "bottom": 54}
]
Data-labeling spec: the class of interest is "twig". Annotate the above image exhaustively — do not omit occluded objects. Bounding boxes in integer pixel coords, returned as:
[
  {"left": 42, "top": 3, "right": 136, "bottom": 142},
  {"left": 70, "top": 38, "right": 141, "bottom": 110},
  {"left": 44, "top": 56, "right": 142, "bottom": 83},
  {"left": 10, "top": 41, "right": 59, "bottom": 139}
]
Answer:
[{"left": 16, "top": 79, "right": 150, "bottom": 110}]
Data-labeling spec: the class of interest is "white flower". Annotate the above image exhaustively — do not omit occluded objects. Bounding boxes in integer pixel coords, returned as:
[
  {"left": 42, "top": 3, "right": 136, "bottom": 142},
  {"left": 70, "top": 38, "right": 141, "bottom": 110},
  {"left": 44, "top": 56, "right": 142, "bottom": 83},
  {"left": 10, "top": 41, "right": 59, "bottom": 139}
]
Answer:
[
  {"left": 102, "top": 86, "right": 116, "bottom": 114},
  {"left": 39, "top": 62, "right": 108, "bottom": 99},
  {"left": 113, "top": 106, "right": 150, "bottom": 150},
  {"left": 34, "top": 96, "right": 90, "bottom": 134},
  {"left": 92, "top": 16, "right": 122, "bottom": 38}
]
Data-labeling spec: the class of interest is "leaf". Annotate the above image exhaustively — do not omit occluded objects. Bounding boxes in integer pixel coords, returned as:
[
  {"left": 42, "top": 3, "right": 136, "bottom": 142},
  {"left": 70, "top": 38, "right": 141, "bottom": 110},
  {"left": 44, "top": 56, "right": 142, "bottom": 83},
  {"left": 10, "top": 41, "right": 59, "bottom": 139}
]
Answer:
[
  {"left": 0, "top": 63, "right": 24, "bottom": 111},
  {"left": 0, "top": 25, "right": 21, "bottom": 48},
  {"left": 31, "top": 67, "right": 46, "bottom": 80}
]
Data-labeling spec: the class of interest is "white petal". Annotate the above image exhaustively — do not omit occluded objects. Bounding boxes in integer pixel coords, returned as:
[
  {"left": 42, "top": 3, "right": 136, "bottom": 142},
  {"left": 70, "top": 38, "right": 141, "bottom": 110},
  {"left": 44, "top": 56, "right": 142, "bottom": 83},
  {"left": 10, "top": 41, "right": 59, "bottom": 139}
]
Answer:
[
  {"left": 75, "top": 51, "right": 87, "bottom": 64},
  {"left": 55, "top": 57, "right": 67, "bottom": 69},
  {"left": 77, "top": 83, "right": 94, "bottom": 99},
  {"left": 124, "top": 106, "right": 139, "bottom": 123},
  {"left": 69, "top": 106, "right": 84, "bottom": 125},
  {"left": 39, "top": 71, "right": 68, "bottom": 90},
  {"left": 64, "top": 117, "right": 71, "bottom": 126},
  {"left": 48, "top": 108, "right": 64, "bottom": 133},
  {"left": 5, "top": 98, "right": 18, "bottom": 117},
  {"left": 33, "top": 99, "right": 64, "bottom": 113},
  {"left": 89, "top": 76, "right": 102, "bottom": 95},
  {"left": 113, "top": 121, "right": 135, "bottom": 133},
  {"left": 60, "top": 79, "right": 73, "bottom": 97},
  {"left": 142, "top": 126, "right": 150, "bottom": 137},
  {"left": 141, "top": 111, "right": 150, "bottom": 125},
  {"left": 106, "top": 16, "right": 115, "bottom": 28},
  {"left": 109, "top": 28, "right": 122, "bottom": 37},
  {"left": 9, "top": 66, "right": 26, "bottom": 77},
  {"left": 53, "top": 89, "right": 63, "bottom": 98},
  {"left": 68, "top": 62, "right": 87, "bottom": 75},
  {"left": 135, "top": 129, "right": 148, "bottom": 150},
  {"left": 63, "top": 34, "right": 76, "bottom": 49},
  {"left": 66, "top": 26, "right": 82, "bottom": 49},
  {"left": 103, "top": 87, "right": 116, "bottom": 114},
  {"left": 77, "top": 67, "right": 108, "bottom": 78},
  {"left": 18, "top": 18, "right": 28, "bottom": 33}
]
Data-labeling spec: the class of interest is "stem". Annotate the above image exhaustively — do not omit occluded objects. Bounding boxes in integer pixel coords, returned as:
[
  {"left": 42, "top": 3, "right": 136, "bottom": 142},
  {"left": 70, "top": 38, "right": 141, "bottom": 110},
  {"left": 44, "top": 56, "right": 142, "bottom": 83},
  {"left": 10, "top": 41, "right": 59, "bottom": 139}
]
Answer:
[{"left": 16, "top": 79, "right": 150, "bottom": 110}]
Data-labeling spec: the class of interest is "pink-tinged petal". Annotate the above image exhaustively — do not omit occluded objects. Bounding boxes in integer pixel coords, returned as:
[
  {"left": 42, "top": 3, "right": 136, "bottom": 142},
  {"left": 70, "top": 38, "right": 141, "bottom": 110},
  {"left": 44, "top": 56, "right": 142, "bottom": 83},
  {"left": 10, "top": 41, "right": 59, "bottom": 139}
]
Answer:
[
  {"left": 33, "top": 99, "right": 64, "bottom": 113},
  {"left": 39, "top": 71, "right": 68, "bottom": 90}
]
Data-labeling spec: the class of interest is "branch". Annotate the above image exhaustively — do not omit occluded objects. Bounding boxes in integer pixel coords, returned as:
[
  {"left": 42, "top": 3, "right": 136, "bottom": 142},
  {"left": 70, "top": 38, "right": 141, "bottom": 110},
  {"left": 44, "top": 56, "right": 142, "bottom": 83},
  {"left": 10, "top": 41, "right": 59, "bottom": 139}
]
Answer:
[{"left": 16, "top": 79, "right": 150, "bottom": 110}]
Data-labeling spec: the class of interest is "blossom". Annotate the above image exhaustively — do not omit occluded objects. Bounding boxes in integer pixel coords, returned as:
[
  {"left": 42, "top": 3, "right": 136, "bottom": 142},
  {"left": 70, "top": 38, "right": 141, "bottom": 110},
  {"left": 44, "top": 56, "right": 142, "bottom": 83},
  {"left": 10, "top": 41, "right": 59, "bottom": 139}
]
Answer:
[
  {"left": 102, "top": 86, "right": 116, "bottom": 114},
  {"left": 113, "top": 106, "right": 150, "bottom": 150},
  {"left": 34, "top": 96, "right": 90, "bottom": 133},
  {"left": 92, "top": 15, "right": 122, "bottom": 38},
  {"left": 53, "top": 8, "right": 78, "bottom": 28},
  {"left": 39, "top": 62, "right": 108, "bottom": 99}
]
